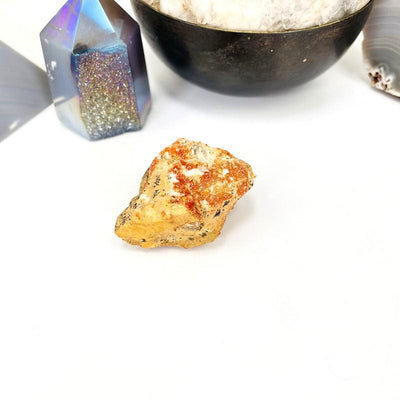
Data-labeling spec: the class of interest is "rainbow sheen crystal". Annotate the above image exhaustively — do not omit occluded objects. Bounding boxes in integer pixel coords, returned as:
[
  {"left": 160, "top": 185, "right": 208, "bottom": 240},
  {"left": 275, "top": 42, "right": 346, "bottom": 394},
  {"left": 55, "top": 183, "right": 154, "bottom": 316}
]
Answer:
[{"left": 40, "top": 0, "right": 151, "bottom": 140}]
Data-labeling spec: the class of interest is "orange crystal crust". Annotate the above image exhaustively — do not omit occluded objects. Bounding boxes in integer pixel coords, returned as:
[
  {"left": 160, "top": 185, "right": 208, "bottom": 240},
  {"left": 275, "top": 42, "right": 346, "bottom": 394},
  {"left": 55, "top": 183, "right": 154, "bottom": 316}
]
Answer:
[{"left": 115, "top": 138, "right": 255, "bottom": 248}]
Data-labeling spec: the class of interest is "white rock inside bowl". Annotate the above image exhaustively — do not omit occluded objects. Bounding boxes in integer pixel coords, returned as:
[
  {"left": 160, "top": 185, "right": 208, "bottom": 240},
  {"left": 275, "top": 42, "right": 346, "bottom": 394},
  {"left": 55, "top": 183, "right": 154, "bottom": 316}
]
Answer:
[{"left": 145, "top": 0, "right": 370, "bottom": 32}]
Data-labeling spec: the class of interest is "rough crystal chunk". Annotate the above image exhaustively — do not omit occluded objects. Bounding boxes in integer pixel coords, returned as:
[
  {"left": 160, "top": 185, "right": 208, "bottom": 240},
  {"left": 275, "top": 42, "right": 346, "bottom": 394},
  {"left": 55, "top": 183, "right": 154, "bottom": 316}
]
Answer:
[
  {"left": 115, "top": 138, "right": 255, "bottom": 249},
  {"left": 40, "top": 0, "right": 151, "bottom": 140}
]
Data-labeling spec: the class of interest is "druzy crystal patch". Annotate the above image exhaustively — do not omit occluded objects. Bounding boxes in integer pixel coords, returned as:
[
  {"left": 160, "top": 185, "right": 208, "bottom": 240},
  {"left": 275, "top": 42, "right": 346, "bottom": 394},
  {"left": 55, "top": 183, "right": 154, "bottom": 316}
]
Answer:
[{"left": 40, "top": 0, "right": 151, "bottom": 140}]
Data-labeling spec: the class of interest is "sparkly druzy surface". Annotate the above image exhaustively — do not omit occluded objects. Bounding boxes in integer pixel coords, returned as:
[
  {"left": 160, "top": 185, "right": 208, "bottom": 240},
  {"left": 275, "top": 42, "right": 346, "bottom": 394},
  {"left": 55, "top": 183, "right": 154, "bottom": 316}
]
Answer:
[
  {"left": 72, "top": 45, "right": 140, "bottom": 139},
  {"left": 40, "top": 0, "right": 151, "bottom": 140}
]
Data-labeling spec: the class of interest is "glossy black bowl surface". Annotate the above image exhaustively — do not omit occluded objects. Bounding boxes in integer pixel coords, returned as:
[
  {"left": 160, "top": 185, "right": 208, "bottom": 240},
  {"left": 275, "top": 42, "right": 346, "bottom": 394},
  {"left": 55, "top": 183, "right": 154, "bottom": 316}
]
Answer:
[{"left": 132, "top": 0, "right": 373, "bottom": 95}]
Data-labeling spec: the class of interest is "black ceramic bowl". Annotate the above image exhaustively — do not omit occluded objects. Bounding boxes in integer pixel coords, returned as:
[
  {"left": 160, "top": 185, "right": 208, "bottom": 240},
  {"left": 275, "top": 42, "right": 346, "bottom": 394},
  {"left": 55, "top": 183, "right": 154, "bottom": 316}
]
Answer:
[{"left": 132, "top": 0, "right": 373, "bottom": 95}]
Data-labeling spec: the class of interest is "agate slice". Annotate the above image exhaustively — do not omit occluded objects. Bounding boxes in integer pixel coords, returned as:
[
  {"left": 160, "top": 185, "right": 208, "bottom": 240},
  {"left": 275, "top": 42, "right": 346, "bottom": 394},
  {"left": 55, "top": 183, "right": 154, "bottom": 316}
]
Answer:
[
  {"left": 363, "top": 0, "right": 400, "bottom": 96},
  {"left": 115, "top": 138, "right": 255, "bottom": 249}
]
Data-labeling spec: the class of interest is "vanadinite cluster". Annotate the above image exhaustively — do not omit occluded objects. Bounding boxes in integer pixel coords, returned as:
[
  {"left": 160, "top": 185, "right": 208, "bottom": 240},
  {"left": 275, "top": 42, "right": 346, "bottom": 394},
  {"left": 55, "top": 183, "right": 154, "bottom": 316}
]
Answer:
[{"left": 115, "top": 138, "right": 255, "bottom": 249}]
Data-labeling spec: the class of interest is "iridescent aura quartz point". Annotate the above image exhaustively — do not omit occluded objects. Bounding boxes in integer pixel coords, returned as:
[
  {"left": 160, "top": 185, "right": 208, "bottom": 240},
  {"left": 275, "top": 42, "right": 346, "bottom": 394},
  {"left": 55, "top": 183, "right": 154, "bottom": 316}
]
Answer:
[{"left": 40, "top": 0, "right": 151, "bottom": 140}]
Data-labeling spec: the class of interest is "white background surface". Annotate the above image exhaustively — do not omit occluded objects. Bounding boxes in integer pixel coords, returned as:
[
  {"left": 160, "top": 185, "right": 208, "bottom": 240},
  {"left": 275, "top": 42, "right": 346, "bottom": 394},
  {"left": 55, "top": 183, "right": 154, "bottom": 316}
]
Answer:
[{"left": 1, "top": 1, "right": 400, "bottom": 399}]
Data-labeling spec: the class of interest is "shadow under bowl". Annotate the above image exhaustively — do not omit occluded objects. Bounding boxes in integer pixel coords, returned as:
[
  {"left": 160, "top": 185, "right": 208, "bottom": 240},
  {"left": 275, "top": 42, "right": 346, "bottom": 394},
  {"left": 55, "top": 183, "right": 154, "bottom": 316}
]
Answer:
[{"left": 132, "top": 0, "right": 373, "bottom": 96}]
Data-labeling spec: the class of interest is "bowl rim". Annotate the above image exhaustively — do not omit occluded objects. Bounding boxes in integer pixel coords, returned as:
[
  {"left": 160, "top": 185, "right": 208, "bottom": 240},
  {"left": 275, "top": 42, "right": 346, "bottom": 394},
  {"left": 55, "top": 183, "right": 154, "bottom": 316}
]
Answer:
[{"left": 133, "top": 0, "right": 373, "bottom": 34}]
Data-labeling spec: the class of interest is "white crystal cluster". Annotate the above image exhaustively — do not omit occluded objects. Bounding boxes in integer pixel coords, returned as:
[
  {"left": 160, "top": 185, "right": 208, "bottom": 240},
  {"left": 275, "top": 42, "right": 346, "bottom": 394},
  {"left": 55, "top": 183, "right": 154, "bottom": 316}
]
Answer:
[{"left": 145, "top": 0, "right": 370, "bottom": 31}]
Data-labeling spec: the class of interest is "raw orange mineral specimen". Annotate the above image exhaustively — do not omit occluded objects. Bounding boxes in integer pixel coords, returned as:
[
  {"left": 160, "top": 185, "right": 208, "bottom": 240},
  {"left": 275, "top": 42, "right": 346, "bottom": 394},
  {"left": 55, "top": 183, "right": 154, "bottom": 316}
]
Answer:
[{"left": 115, "top": 138, "right": 255, "bottom": 248}]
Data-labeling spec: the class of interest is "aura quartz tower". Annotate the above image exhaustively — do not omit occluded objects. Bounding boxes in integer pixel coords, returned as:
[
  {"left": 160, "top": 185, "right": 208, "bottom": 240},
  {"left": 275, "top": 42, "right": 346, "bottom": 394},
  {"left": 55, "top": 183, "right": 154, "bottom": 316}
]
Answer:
[{"left": 40, "top": 0, "right": 151, "bottom": 140}]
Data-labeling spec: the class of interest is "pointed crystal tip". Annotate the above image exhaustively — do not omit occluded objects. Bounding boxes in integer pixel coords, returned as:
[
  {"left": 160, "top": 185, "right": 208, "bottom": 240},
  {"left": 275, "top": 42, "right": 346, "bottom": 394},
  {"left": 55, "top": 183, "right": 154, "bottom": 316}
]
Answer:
[{"left": 40, "top": 0, "right": 151, "bottom": 140}]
